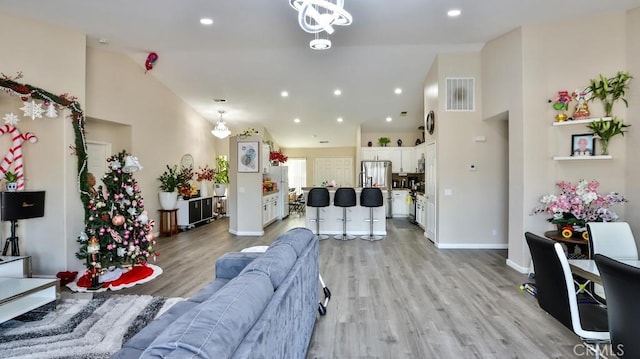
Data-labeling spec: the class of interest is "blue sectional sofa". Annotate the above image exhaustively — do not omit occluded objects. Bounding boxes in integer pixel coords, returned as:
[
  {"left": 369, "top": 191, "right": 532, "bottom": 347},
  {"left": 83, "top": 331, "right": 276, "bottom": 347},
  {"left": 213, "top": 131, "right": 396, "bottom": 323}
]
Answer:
[{"left": 112, "top": 227, "right": 319, "bottom": 359}]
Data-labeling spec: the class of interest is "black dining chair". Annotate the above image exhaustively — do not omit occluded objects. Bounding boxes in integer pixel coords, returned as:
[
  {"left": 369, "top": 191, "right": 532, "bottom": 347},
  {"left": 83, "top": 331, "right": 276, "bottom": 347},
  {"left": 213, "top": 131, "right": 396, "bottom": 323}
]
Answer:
[
  {"left": 594, "top": 254, "right": 640, "bottom": 358},
  {"left": 525, "top": 232, "right": 610, "bottom": 357}
]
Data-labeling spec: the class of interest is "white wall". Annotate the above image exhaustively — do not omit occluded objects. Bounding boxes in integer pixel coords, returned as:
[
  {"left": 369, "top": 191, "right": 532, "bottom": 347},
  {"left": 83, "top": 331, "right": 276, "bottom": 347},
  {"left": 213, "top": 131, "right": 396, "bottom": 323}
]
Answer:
[
  {"left": 625, "top": 8, "right": 640, "bottom": 233},
  {"left": 0, "top": 11, "right": 86, "bottom": 275}
]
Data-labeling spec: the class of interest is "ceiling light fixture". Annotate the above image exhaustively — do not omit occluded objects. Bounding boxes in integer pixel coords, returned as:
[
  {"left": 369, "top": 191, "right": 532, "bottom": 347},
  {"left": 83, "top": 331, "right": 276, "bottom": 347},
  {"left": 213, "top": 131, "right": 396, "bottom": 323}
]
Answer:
[
  {"left": 337, "top": 117, "right": 343, "bottom": 122},
  {"left": 386, "top": 117, "right": 392, "bottom": 122},
  {"left": 447, "top": 9, "right": 461, "bottom": 17},
  {"left": 310, "top": 33, "right": 331, "bottom": 50},
  {"left": 294, "top": 118, "right": 301, "bottom": 123},
  {"left": 281, "top": 91, "right": 289, "bottom": 97},
  {"left": 200, "top": 18, "right": 214, "bottom": 25},
  {"left": 211, "top": 110, "right": 231, "bottom": 139},
  {"left": 289, "top": 0, "right": 352, "bottom": 35},
  {"left": 394, "top": 88, "right": 402, "bottom": 94},
  {"left": 334, "top": 89, "right": 342, "bottom": 96}
]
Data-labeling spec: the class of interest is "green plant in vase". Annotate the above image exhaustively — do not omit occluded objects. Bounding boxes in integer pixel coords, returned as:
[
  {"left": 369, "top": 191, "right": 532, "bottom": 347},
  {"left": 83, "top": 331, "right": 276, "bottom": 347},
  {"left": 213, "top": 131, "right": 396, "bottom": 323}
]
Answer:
[
  {"left": 586, "top": 71, "right": 633, "bottom": 117},
  {"left": 586, "top": 118, "right": 630, "bottom": 155},
  {"left": 377, "top": 137, "right": 391, "bottom": 147}
]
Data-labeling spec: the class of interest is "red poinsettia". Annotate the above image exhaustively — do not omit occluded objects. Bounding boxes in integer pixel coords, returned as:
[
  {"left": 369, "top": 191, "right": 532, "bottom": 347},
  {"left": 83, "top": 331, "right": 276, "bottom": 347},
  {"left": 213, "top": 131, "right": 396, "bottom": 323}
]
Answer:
[{"left": 269, "top": 150, "right": 288, "bottom": 164}]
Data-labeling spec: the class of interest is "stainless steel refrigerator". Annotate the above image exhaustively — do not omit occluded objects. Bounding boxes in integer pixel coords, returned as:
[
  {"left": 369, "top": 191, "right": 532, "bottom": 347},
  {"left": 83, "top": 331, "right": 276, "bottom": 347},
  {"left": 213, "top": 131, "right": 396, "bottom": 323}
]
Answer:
[{"left": 360, "top": 160, "right": 392, "bottom": 218}]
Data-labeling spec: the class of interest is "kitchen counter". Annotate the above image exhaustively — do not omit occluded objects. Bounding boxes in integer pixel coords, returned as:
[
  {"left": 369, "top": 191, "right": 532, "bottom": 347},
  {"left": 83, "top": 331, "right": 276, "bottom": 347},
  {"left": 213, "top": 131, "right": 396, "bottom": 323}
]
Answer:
[{"left": 302, "top": 187, "right": 387, "bottom": 236}]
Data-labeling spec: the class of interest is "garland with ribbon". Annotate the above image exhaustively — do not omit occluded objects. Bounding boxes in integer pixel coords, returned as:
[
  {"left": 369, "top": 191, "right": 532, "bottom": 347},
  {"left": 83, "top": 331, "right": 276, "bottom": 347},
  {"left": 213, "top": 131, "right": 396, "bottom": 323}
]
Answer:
[{"left": 0, "top": 74, "right": 90, "bottom": 217}]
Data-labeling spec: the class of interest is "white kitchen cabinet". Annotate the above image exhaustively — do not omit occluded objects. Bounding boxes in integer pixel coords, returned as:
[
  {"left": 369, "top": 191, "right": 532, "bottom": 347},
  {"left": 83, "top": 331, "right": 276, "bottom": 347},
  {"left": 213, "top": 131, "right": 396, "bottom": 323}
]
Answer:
[
  {"left": 416, "top": 194, "right": 426, "bottom": 229},
  {"left": 392, "top": 190, "right": 410, "bottom": 217},
  {"left": 262, "top": 193, "right": 278, "bottom": 227},
  {"left": 361, "top": 148, "right": 377, "bottom": 161},
  {"left": 399, "top": 148, "right": 416, "bottom": 173},
  {"left": 262, "top": 143, "right": 271, "bottom": 174}
]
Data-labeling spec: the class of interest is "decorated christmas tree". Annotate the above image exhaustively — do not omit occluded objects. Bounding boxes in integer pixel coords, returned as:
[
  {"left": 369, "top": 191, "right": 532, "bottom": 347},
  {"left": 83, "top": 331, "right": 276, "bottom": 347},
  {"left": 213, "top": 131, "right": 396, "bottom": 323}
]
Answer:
[{"left": 76, "top": 150, "right": 157, "bottom": 277}]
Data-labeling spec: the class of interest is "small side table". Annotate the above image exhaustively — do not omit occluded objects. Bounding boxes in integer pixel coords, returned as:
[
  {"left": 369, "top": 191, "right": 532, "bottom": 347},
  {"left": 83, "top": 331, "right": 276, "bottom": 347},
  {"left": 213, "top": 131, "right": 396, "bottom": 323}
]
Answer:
[{"left": 158, "top": 209, "right": 179, "bottom": 237}]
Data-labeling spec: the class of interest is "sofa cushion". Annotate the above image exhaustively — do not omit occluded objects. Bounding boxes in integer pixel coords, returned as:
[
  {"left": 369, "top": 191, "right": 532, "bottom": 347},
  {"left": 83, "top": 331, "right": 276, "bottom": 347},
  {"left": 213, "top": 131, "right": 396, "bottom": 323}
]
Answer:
[
  {"left": 141, "top": 271, "right": 273, "bottom": 359},
  {"left": 215, "top": 252, "right": 262, "bottom": 279},
  {"left": 240, "top": 243, "right": 297, "bottom": 289},
  {"left": 270, "top": 227, "right": 313, "bottom": 257},
  {"left": 188, "top": 278, "right": 230, "bottom": 303},
  {"left": 119, "top": 300, "right": 199, "bottom": 352}
]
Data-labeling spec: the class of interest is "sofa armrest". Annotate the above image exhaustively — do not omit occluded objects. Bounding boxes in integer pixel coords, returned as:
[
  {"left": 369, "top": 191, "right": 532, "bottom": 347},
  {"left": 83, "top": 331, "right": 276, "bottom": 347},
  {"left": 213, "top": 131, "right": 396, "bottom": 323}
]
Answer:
[{"left": 215, "top": 252, "right": 262, "bottom": 279}]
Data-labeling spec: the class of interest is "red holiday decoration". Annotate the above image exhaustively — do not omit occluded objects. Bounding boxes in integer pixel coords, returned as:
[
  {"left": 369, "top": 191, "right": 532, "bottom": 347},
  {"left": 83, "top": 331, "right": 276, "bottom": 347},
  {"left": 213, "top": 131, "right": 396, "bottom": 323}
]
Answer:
[{"left": 145, "top": 52, "right": 159, "bottom": 73}]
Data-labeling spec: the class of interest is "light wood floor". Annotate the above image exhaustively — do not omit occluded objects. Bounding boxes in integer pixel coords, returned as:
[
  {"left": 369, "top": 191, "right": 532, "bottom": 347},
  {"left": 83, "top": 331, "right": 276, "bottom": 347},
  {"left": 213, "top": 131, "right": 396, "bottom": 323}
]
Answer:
[{"left": 85, "top": 216, "right": 588, "bottom": 358}]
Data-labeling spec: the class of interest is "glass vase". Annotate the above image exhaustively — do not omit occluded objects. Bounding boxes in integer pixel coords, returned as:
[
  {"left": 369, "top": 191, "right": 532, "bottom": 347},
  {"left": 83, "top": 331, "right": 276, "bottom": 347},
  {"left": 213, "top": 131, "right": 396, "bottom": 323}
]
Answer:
[{"left": 599, "top": 139, "right": 609, "bottom": 155}]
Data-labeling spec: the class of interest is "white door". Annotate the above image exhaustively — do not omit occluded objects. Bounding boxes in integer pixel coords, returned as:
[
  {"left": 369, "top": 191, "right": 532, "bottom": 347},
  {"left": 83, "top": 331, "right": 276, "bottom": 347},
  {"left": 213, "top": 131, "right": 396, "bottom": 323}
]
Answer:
[
  {"left": 425, "top": 142, "right": 437, "bottom": 242},
  {"left": 86, "top": 141, "right": 112, "bottom": 189},
  {"left": 314, "top": 157, "right": 353, "bottom": 187}
]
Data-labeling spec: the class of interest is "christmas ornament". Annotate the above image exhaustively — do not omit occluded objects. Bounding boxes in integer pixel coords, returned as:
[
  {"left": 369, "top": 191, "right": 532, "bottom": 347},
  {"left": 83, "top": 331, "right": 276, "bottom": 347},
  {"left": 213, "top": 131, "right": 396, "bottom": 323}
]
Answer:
[
  {"left": 112, "top": 214, "right": 125, "bottom": 226},
  {"left": 3, "top": 113, "right": 19, "bottom": 126},
  {"left": 19, "top": 100, "right": 45, "bottom": 120},
  {"left": 45, "top": 102, "right": 58, "bottom": 118},
  {"left": 144, "top": 52, "right": 158, "bottom": 73},
  {"left": 138, "top": 211, "right": 149, "bottom": 225},
  {"left": 0, "top": 125, "right": 38, "bottom": 190}
]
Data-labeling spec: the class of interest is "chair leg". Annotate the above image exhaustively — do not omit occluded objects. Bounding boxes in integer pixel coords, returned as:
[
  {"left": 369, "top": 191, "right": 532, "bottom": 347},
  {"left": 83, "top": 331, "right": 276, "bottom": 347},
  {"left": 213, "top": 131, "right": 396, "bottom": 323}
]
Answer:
[
  {"left": 334, "top": 207, "right": 355, "bottom": 240},
  {"left": 360, "top": 207, "right": 382, "bottom": 241}
]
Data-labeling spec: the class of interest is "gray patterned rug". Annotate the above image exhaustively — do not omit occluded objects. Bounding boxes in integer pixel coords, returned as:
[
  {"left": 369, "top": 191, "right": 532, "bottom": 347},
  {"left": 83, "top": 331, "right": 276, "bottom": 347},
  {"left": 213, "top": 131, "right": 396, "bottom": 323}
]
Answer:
[{"left": 0, "top": 294, "right": 183, "bottom": 358}]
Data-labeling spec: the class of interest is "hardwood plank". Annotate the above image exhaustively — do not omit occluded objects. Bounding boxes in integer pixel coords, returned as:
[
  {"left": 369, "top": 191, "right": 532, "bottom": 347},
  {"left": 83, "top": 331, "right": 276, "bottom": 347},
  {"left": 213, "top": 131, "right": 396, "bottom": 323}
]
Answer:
[{"left": 64, "top": 216, "right": 589, "bottom": 357}]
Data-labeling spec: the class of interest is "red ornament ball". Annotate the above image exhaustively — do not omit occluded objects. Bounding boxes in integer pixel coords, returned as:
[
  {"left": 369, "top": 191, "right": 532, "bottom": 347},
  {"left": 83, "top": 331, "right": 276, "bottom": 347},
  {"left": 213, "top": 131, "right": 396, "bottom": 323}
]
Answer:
[{"left": 112, "top": 214, "right": 125, "bottom": 226}]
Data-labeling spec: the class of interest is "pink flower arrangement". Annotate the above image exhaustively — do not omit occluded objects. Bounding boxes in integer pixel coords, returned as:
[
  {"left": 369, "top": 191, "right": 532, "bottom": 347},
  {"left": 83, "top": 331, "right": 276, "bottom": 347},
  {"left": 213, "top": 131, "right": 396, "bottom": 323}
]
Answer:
[
  {"left": 551, "top": 90, "right": 572, "bottom": 112},
  {"left": 533, "top": 180, "right": 627, "bottom": 226}
]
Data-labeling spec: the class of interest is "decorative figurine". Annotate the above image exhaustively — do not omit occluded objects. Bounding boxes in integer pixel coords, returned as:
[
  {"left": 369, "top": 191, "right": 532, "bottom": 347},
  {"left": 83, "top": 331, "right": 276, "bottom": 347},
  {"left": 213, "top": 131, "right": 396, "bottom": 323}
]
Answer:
[
  {"left": 397, "top": 139, "right": 403, "bottom": 147},
  {"left": 572, "top": 88, "right": 591, "bottom": 120}
]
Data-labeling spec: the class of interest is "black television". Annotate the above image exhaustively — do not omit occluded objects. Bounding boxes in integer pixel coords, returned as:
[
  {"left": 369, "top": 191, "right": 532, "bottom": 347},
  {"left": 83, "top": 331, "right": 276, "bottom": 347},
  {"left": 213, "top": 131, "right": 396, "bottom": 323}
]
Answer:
[{"left": 0, "top": 191, "right": 46, "bottom": 222}]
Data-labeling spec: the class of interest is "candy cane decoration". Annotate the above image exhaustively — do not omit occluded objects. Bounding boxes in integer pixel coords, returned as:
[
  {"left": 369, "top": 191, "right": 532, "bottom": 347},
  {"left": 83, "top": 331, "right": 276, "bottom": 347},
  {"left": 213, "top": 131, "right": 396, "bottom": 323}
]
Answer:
[{"left": 0, "top": 125, "right": 38, "bottom": 190}]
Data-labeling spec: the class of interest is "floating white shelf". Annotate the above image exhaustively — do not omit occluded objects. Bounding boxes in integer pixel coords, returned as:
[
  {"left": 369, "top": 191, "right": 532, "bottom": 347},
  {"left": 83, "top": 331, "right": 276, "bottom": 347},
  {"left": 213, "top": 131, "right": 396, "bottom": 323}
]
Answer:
[
  {"left": 552, "top": 117, "right": 612, "bottom": 126},
  {"left": 553, "top": 155, "right": 613, "bottom": 161}
]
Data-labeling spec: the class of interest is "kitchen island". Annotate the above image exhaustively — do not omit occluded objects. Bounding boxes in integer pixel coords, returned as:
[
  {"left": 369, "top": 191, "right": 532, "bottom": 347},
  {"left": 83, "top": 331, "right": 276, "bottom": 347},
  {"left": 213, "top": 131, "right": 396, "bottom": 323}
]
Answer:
[{"left": 302, "top": 187, "right": 387, "bottom": 236}]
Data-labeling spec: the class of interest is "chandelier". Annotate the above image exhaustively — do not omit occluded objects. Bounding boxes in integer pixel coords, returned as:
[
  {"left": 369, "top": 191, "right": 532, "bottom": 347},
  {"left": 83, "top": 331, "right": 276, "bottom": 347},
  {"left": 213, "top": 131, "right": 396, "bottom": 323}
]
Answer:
[
  {"left": 289, "top": 0, "right": 352, "bottom": 50},
  {"left": 211, "top": 110, "right": 231, "bottom": 139}
]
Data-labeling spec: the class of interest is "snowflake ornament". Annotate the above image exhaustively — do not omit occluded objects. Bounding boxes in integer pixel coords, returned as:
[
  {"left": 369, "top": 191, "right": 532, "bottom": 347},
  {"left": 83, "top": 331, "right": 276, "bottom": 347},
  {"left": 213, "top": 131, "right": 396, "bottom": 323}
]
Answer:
[
  {"left": 3, "top": 113, "right": 19, "bottom": 126},
  {"left": 20, "top": 100, "right": 45, "bottom": 120},
  {"left": 110, "top": 159, "right": 121, "bottom": 170}
]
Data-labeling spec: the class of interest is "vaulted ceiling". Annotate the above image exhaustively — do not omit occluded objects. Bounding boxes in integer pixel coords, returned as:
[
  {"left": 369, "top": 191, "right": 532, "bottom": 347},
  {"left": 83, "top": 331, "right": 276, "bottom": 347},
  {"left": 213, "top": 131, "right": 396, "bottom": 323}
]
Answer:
[{"left": 1, "top": 0, "right": 637, "bottom": 147}]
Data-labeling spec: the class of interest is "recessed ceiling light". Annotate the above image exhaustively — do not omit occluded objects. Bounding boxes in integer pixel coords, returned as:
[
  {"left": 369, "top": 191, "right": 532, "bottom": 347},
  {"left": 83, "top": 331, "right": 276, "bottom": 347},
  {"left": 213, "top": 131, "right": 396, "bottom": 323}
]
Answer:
[
  {"left": 294, "top": 118, "right": 300, "bottom": 123},
  {"left": 447, "top": 9, "right": 461, "bottom": 17},
  {"left": 394, "top": 88, "right": 402, "bottom": 94},
  {"left": 386, "top": 117, "right": 392, "bottom": 122},
  {"left": 281, "top": 91, "right": 289, "bottom": 97},
  {"left": 98, "top": 38, "right": 110, "bottom": 45},
  {"left": 334, "top": 89, "right": 342, "bottom": 96},
  {"left": 200, "top": 18, "right": 214, "bottom": 25},
  {"left": 337, "top": 117, "right": 343, "bottom": 123},
  {"left": 213, "top": 98, "right": 227, "bottom": 103}
]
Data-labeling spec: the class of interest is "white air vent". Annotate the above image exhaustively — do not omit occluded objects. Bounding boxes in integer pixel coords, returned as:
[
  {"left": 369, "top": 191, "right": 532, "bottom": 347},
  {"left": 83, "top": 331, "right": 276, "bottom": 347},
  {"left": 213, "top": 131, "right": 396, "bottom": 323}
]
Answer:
[{"left": 446, "top": 77, "right": 475, "bottom": 111}]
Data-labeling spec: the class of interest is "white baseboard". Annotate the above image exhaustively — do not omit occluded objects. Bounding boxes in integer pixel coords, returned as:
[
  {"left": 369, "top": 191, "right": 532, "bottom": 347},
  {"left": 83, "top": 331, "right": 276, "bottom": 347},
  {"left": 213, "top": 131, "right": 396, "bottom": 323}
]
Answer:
[
  {"left": 228, "top": 229, "right": 264, "bottom": 236},
  {"left": 435, "top": 242, "right": 508, "bottom": 249},
  {"left": 506, "top": 259, "right": 530, "bottom": 274}
]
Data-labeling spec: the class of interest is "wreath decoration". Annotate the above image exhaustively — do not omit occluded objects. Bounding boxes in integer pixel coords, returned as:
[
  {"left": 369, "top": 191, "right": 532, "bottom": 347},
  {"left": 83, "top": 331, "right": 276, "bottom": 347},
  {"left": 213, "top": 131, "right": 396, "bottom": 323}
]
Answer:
[{"left": 0, "top": 73, "right": 90, "bottom": 218}]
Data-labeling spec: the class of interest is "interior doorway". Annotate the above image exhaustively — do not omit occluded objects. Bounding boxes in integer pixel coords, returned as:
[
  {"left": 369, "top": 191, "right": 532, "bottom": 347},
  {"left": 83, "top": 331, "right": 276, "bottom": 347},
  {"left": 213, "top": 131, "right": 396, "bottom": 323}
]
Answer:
[{"left": 86, "top": 141, "right": 111, "bottom": 188}]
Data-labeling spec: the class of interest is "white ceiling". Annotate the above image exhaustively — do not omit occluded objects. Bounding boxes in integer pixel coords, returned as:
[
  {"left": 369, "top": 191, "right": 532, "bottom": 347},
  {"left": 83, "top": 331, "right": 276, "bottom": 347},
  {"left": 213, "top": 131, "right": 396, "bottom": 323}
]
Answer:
[{"left": 1, "top": 0, "right": 638, "bottom": 148}]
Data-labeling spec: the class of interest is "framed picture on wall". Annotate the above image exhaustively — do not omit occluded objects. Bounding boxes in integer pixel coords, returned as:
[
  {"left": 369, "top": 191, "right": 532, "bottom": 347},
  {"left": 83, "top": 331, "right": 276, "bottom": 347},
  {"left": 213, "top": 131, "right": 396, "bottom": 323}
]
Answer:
[
  {"left": 238, "top": 141, "right": 259, "bottom": 172},
  {"left": 571, "top": 134, "right": 595, "bottom": 156}
]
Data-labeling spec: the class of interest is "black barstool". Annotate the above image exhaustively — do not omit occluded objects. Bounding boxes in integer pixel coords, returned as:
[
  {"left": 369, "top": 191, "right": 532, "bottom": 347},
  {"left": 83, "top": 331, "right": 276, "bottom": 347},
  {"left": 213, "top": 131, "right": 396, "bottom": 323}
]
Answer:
[
  {"left": 307, "top": 188, "right": 330, "bottom": 240},
  {"left": 360, "top": 188, "right": 384, "bottom": 241},
  {"left": 333, "top": 188, "right": 356, "bottom": 240}
]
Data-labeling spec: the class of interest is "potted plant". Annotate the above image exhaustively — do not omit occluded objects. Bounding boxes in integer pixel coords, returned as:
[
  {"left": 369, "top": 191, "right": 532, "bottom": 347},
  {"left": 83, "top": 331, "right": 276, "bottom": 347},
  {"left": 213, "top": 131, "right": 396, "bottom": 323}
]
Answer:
[
  {"left": 213, "top": 156, "right": 229, "bottom": 196},
  {"left": 587, "top": 118, "right": 631, "bottom": 155},
  {"left": 157, "top": 165, "right": 191, "bottom": 209},
  {"left": 196, "top": 165, "right": 213, "bottom": 197},
  {"left": 269, "top": 149, "right": 288, "bottom": 166},
  {"left": 377, "top": 137, "right": 391, "bottom": 147},
  {"left": 4, "top": 171, "right": 18, "bottom": 192},
  {"left": 587, "top": 71, "right": 633, "bottom": 117}
]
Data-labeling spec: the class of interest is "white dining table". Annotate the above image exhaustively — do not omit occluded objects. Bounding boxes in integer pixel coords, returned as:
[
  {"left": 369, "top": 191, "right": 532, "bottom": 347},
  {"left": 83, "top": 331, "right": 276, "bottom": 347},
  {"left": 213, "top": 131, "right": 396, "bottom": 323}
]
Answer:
[{"left": 568, "top": 259, "right": 640, "bottom": 285}]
